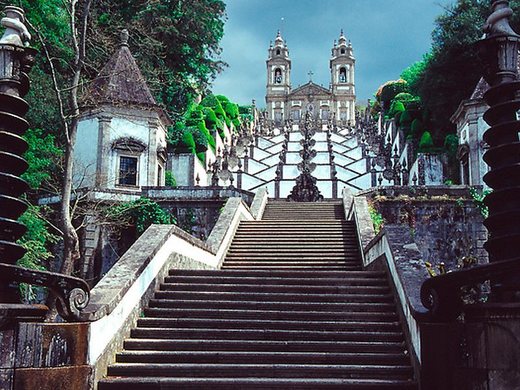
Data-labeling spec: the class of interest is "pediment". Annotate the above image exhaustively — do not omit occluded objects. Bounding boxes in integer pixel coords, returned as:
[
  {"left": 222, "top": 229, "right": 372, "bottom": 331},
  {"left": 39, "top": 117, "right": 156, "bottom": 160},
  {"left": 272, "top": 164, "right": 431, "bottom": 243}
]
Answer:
[{"left": 290, "top": 82, "right": 332, "bottom": 97}]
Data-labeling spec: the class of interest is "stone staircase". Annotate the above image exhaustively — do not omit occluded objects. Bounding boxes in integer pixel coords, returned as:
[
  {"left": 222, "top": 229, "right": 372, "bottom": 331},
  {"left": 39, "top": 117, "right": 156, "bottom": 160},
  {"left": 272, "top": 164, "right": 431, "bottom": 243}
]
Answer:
[
  {"left": 98, "top": 201, "right": 417, "bottom": 389},
  {"left": 237, "top": 124, "right": 371, "bottom": 197}
]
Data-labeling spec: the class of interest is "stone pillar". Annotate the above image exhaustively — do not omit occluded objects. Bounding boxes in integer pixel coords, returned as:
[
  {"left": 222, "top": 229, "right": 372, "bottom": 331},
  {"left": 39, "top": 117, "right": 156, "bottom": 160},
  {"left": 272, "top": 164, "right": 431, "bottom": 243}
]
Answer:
[
  {"left": 147, "top": 119, "right": 159, "bottom": 186},
  {"left": 95, "top": 115, "right": 112, "bottom": 187}
]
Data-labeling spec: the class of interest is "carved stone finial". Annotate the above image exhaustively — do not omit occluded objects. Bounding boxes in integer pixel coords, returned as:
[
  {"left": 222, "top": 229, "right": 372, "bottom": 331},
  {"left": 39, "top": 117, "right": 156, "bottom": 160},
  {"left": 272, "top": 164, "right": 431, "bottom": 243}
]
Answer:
[
  {"left": 0, "top": 6, "right": 31, "bottom": 47},
  {"left": 483, "top": 0, "right": 519, "bottom": 38},
  {"left": 120, "top": 29, "right": 129, "bottom": 46}
]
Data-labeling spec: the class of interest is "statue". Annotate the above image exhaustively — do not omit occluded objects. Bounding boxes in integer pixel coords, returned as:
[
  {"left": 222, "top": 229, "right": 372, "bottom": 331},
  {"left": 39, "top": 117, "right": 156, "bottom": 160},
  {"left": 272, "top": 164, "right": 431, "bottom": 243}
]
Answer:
[
  {"left": 483, "top": 0, "right": 518, "bottom": 38},
  {"left": 0, "top": 6, "right": 31, "bottom": 47}
]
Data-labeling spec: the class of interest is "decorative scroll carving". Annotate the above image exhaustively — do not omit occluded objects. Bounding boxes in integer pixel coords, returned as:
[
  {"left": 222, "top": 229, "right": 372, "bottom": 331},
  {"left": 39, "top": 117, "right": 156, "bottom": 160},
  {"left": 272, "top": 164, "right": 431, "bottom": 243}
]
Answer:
[{"left": 0, "top": 263, "right": 90, "bottom": 321}]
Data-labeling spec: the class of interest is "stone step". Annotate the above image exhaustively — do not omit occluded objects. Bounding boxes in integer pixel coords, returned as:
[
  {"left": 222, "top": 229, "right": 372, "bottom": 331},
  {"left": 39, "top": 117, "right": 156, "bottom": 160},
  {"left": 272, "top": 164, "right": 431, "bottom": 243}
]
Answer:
[
  {"left": 153, "top": 291, "right": 393, "bottom": 303},
  {"left": 159, "top": 283, "right": 389, "bottom": 294},
  {"left": 221, "top": 265, "right": 361, "bottom": 270},
  {"left": 136, "top": 318, "right": 399, "bottom": 332},
  {"left": 106, "top": 363, "right": 413, "bottom": 380},
  {"left": 226, "top": 250, "right": 360, "bottom": 256},
  {"left": 99, "top": 377, "right": 417, "bottom": 389},
  {"left": 168, "top": 269, "right": 385, "bottom": 278},
  {"left": 130, "top": 327, "right": 405, "bottom": 343},
  {"left": 147, "top": 299, "right": 396, "bottom": 313},
  {"left": 115, "top": 350, "right": 409, "bottom": 365},
  {"left": 124, "top": 338, "right": 404, "bottom": 353},
  {"left": 142, "top": 308, "right": 398, "bottom": 321},
  {"left": 222, "top": 259, "right": 360, "bottom": 264},
  {"left": 240, "top": 220, "right": 351, "bottom": 225},
  {"left": 231, "top": 235, "right": 357, "bottom": 240},
  {"left": 235, "top": 227, "right": 354, "bottom": 232},
  {"left": 163, "top": 274, "right": 384, "bottom": 285}
]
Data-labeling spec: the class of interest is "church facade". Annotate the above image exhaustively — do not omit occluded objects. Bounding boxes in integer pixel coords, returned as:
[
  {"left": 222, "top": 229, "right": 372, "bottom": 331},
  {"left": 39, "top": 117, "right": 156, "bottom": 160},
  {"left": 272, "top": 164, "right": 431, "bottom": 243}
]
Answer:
[{"left": 265, "top": 31, "right": 356, "bottom": 125}]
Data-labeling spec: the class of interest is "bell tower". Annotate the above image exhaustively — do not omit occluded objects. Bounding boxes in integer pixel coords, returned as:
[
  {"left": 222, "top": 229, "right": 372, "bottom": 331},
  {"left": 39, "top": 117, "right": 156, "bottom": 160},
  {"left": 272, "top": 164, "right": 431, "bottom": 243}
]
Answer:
[
  {"left": 266, "top": 31, "right": 291, "bottom": 125},
  {"left": 330, "top": 30, "right": 356, "bottom": 124}
]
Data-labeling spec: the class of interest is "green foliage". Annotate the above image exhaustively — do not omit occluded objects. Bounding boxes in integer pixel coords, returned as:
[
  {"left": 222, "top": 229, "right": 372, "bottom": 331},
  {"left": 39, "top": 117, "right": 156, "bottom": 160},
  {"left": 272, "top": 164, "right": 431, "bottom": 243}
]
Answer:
[
  {"left": 410, "top": 118, "right": 424, "bottom": 137},
  {"left": 469, "top": 187, "right": 491, "bottom": 219},
  {"left": 444, "top": 134, "right": 459, "bottom": 158},
  {"left": 400, "top": 110, "right": 413, "bottom": 127},
  {"left": 400, "top": 53, "right": 432, "bottom": 92},
  {"left": 107, "top": 197, "right": 176, "bottom": 235},
  {"left": 377, "top": 80, "right": 409, "bottom": 109},
  {"left": 17, "top": 206, "right": 59, "bottom": 302},
  {"left": 22, "top": 128, "right": 62, "bottom": 190},
  {"left": 232, "top": 118, "right": 241, "bottom": 130},
  {"left": 196, "top": 151, "right": 206, "bottom": 164},
  {"left": 368, "top": 203, "right": 384, "bottom": 235},
  {"left": 181, "top": 130, "right": 196, "bottom": 154},
  {"left": 165, "top": 171, "right": 177, "bottom": 187},
  {"left": 388, "top": 100, "right": 405, "bottom": 118},
  {"left": 412, "top": 0, "right": 520, "bottom": 140},
  {"left": 201, "top": 94, "right": 228, "bottom": 126},
  {"left": 202, "top": 107, "right": 223, "bottom": 130},
  {"left": 188, "top": 126, "right": 208, "bottom": 153},
  {"left": 418, "top": 131, "right": 434, "bottom": 151}
]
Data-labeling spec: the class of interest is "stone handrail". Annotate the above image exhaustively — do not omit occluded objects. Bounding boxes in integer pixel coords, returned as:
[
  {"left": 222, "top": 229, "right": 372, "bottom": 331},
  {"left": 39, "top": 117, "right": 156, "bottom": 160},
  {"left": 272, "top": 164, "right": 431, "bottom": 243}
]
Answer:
[
  {"left": 80, "top": 190, "right": 264, "bottom": 382},
  {"left": 346, "top": 192, "right": 427, "bottom": 367}
]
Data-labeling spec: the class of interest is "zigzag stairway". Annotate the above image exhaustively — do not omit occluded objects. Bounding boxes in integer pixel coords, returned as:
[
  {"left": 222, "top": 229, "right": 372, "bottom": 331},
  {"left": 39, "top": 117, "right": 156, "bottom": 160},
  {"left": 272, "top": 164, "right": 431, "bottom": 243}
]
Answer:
[{"left": 99, "top": 200, "right": 417, "bottom": 389}]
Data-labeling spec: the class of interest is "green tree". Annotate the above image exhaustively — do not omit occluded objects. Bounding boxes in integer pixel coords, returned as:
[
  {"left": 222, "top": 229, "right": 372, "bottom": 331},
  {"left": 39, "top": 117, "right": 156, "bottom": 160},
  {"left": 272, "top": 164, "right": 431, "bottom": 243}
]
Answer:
[{"left": 413, "top": 0, "right": 520, "bottom": 141}]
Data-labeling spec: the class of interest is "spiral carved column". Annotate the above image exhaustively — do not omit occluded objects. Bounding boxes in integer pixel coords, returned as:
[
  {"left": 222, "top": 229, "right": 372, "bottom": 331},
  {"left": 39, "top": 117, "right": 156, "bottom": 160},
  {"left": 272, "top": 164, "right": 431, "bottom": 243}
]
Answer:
[
  {"left": 0, "top": 6, "right": 89, "bottom": 322},
  {"left": 480, "top": 0, "right": 520, "bottom": 297},
  {"left": 0, "top": 6, "right": 37, "bottom": 302}
]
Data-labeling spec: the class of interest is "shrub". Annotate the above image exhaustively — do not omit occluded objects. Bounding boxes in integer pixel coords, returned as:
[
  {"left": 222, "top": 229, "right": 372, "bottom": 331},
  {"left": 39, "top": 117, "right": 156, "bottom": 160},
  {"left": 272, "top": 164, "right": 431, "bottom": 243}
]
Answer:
[
  {"left": 378, "top": 79, "right": 409, "bottom": 108},
  {"left": 419, "top": 131, "right": 434, "bottom": 151},
  {"left": 201, "top": 94, "right": 229, "bottom": 127},
  {"left": 444, "top": 134, "right": 459, "bottom": 159},
  {"left": 180, "top": 130, "right": 196, "bottom": 154},
  {"left": 411, "top": 118, "right": 423, "bottom": 137},
  {"left": 188, "top": 126, "right": 208, "bottom": 152},
  {"left": 165, "top": 171, "right": 176, "bottom": 187},
  {"left": 107, "top": 197, "right": 176, "bottom": 235},
  {"left": 388, "top": 100, "right": 405, "bottom": 118},
  {"left": 202, "top": 107, "right": 223, "bottom": 130}
]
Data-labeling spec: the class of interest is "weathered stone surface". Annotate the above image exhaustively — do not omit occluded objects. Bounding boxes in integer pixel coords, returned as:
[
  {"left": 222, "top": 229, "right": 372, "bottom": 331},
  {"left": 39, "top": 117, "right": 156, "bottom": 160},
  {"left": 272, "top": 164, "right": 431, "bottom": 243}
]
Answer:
[
  {"left": 0, "top": 327, "right": 15, "bottom": 369},
  {"left": 352, "top": 196, "right": 375, "bottom": 256},
  {"left": 342, "top": 187, "right": 354, "bottom": 219},
  {"left": 0, "top": 368, "right": 13, "bottom": 389},
  {"left": 250, "top": 187, "right": 268, "bottom": 220},
  {"left": 16, "top": 323, "right": 89, "bottom": 368},
  {"left": 206, "top": 197, "right": 253, "bottom": 254},
  {"left": 14, "top": 365, "right": 92, "bottom": 390}
]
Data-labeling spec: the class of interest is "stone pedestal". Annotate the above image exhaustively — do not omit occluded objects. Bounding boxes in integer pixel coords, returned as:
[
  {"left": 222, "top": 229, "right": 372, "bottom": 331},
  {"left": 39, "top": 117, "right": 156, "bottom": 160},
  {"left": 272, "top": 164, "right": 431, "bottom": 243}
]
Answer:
[{"left": 420, "top": 303, "right": 520, "bottom": 390}]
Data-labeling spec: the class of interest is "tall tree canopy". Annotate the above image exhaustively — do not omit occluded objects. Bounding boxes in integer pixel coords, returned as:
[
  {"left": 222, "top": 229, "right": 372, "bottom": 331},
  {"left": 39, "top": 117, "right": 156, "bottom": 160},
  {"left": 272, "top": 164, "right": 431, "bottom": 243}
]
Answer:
[
  {"left": 6, "top": 0, "right": 227, "bottom": 134},
  {"left": 410, "top": 0, "right": 520, "bottom": 141}
]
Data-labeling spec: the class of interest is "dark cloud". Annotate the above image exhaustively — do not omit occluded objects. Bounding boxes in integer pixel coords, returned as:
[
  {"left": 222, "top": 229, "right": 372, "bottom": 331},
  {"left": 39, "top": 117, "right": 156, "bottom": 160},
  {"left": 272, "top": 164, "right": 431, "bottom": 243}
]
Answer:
[{"left": 213, "top": 0, "right": 452, "bottom": 106}]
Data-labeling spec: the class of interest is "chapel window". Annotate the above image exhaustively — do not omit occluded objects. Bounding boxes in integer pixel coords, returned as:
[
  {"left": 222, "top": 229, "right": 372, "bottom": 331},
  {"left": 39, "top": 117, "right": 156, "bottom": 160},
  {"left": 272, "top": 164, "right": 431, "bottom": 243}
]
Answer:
[{"left": 118, "top": 156, "right": 138, "bottom": 186}]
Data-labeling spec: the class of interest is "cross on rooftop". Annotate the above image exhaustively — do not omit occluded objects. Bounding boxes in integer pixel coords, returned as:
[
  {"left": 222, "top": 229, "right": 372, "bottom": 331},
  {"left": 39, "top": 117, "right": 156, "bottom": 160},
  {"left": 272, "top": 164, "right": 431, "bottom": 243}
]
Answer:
[{"left": 308, "top": 70, "right": 314, "bottom": 82}]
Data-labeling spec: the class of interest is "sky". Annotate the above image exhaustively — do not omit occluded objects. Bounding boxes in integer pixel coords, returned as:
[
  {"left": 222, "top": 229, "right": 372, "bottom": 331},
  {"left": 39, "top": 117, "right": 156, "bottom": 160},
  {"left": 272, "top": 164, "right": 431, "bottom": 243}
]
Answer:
[{"left": 212, "top": 0, "right": 452, "bottom": 107}]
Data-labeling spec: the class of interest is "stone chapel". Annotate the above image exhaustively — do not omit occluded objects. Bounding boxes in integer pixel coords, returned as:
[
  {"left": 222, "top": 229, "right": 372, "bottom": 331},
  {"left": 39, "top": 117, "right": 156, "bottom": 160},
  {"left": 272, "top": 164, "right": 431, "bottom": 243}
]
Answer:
[
  {"left": 74, "top": 30, "right": 170, "bottom": 191},
  {"left": 265, "top": 30, "right": 356, "bottom": 126}
]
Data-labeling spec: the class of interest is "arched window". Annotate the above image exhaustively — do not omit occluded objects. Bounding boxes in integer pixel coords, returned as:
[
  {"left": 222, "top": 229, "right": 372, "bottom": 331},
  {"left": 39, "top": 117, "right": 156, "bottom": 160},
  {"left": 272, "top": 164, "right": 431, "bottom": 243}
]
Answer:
[
  {"left": 274, "top": 68, "right": 282, "bottom": 84},
  {"left": 340, "top": 48, "right": 345, "bottom": 54},
  {"left": 276, "top": 49, "right": 281, "bottom": 55},
  {"left": 339, "top": 67, "right": 347, "bottom": 83}
]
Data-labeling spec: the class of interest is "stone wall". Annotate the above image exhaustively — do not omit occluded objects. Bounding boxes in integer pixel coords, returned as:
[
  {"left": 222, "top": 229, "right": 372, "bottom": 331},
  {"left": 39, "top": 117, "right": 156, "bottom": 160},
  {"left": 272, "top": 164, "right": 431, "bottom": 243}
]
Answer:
[{"left": 362, "top": 186, "right": 488, "bottom": 269}]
